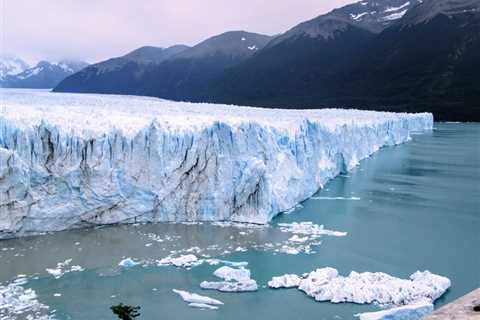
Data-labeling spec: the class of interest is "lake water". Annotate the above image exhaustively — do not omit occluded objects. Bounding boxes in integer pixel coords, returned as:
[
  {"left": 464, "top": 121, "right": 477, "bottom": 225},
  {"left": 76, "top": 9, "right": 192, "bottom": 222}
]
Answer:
[{"left": 1, "top": 123, "right": 478, "bottom": 319}]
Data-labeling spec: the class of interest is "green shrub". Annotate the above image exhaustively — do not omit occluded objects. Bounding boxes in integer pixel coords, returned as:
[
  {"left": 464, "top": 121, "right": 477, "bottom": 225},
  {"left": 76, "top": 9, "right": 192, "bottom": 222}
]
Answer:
[{"left": 111, "top": 303, "right": 141, "bottom": 319}]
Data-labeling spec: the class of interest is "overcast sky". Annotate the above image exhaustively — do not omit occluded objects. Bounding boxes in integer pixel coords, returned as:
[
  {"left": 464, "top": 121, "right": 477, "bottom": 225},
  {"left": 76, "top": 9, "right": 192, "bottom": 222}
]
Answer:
[{"left": 1, "top": 0, "right": 356, "bottom": 64}]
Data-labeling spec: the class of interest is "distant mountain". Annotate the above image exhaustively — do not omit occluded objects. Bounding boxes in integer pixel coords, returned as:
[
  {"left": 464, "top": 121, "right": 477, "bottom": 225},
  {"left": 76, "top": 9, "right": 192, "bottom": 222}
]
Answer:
[
  {"left": 54, "top": 45, "right": 189, "bottom": 94},
  {"left": 199, "top": 0, "right": 421, "bottom": 107},
  {"left": 334, "top": 0, "right": 480, "bottom": 121},
  {"left": 203, "top": 0, "right": 480, "bottom": 121},
  {"left": 269, "top": 0, "right": 421, "bottom": 45},
  {"left": 0, "top": 56, "right": 29, "bottom": 81},
  {"left": 54, "top": 31, "right": 272, "bottom": 97},
  {"left": 1, "top": 60, "right": 88, "bottom": 89},
  {"left": 54, "top": 0, "right": 480, "bottom": 121},
  {"left": 136, "top": 31, "right": 273, "bottom": 100}
]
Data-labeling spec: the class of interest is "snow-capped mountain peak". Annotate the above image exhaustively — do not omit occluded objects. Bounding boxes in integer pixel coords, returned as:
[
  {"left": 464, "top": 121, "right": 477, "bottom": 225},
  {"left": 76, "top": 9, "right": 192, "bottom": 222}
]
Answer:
[
  {"left": 0, "top": 59, "right": 88, "bottom": 89},
  {"left": 0, "top": 56, "right": 30, "bottom": 80}
]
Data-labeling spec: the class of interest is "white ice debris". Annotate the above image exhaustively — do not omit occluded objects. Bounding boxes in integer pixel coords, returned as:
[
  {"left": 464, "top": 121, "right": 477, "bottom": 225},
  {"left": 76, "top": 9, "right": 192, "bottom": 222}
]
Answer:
[
  {"left": 0, "top": 89, "right": 433, "bottom": 238},
  {"left": 201, "top": 266, "right": 258, "bottom": 292},
  {"left": 0, "top": 282, "right": 52, "bottom": 319},
  {"left": 213, "top": 266, "right": 251, "bottom": 282},
  {"left": 268, "top": 274, "right": 302, "bottom": 289},
  {"left": 46, "top": 259, "right": 84, "bottom": 278},
  {"left": 200, "top": 279, "right": 258, "bottom": 292},
  {"left": 273, "top": 267, "right": 450, "bottom": 306},
  {"left": 278, "top": 222, "right": 347, "bottom": 237},
  {"left": 157, "top": 254, "right": 200, "bottom": 268},
  {"left": 172, "top": 289, "right": 223, "bottom": 306},
  {"left": 118, "top": 258, "right": 140, "bottom": 268},
  {"left": 355, "top": 302, "right": 434, "bottom": 320}
]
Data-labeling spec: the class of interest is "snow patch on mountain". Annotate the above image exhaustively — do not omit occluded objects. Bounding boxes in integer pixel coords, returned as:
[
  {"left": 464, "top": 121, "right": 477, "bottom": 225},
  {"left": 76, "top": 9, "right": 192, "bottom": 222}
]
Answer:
[
  {"left": 383, "top": 9, "right": 408, "bottom": 20},
  {"left": 384, "top": 2, "right": 411, "bottom": 12}
]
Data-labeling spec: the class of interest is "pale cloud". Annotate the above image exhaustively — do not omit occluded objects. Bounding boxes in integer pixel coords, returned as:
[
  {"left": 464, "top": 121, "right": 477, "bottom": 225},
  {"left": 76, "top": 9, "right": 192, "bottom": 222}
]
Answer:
[{"left": 0, "top": 0, "right": 356, "bottom": 64}]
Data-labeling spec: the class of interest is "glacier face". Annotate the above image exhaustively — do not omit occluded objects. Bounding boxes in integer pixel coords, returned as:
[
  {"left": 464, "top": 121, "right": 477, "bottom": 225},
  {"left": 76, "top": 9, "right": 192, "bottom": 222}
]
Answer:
[{"left": 0, "top": 89, "right": 433, "bottom": 239}]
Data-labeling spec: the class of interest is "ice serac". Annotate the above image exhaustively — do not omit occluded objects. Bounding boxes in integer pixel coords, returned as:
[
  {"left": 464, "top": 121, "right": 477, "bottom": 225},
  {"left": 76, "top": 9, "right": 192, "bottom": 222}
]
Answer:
[{"left": 0, "top": 90, "right": 433, "bottom": 238}]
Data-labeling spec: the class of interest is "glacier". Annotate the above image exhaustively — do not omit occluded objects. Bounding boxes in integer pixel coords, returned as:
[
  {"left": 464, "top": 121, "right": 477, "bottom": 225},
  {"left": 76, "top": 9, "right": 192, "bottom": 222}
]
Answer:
[{"left": 0, "top": 89, "right": 433, "bottom": 239}]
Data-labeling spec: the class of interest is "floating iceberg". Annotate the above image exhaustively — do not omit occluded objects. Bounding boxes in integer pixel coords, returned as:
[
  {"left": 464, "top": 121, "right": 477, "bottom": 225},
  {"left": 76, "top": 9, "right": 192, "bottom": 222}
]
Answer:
[
  {"left": 118, "top": 258, "right": 140, "bottom": 268},
  {"left": 0, "top": 90, "right": 433, "bottom": 238},
  {"left": 270, "top": 267, "right": 450, "bottom": 306},
  {"left": 200, "top": 279, "right": 258, "bottom": 292},
  {"left": 268, "top": 274, "right": 302, "bottom": 289},
  {"left": 201, "top": 266, "right": 258, "bottom": 292},
  {"left": 355, "top": 302, "right": 434, "bottom": 320}
]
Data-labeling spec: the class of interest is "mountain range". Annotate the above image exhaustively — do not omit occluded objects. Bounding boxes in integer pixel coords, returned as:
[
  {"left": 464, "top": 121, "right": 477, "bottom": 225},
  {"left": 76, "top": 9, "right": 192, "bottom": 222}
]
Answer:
[
  {"left": 54, "top": 0, "right": 480, "bottom": 121},
  {"left": 0, "top": 57, "right": 88, "bottom": 89}
]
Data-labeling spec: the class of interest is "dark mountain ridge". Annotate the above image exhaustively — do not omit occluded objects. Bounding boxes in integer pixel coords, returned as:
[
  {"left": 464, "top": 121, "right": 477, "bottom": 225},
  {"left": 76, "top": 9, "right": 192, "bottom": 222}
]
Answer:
[{"left": 54, "top": 0, "right": 480, "bottom": 121}]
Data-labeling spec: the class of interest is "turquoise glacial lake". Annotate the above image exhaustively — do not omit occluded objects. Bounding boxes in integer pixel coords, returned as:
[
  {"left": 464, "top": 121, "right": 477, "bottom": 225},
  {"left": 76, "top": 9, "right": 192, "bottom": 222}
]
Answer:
[{"left": 0, "top": 123, "right": 478, "bottom": 319}]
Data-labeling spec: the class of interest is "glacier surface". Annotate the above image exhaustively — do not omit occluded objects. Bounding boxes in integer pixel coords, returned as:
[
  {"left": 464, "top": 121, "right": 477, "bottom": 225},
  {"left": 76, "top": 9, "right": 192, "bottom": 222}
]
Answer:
[{"left": 0, "top": 89, "right": 433, "bottom": 238}]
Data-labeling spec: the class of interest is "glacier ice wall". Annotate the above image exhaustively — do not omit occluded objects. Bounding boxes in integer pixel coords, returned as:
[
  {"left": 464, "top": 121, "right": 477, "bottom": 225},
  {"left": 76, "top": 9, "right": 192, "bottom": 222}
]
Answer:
[{"left": 0, "top": 90, "right": 433, "bottom": 238}]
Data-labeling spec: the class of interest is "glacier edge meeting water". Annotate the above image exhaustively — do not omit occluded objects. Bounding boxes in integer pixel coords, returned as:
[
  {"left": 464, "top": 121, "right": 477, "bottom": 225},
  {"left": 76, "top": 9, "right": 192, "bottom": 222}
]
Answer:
[{"left": 0, "top": 89, "right": 433, "bottom": 239}]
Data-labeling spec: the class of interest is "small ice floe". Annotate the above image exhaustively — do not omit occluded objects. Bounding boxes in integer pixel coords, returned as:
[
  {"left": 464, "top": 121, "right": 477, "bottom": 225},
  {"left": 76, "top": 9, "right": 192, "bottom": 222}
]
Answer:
[
  {"left": 46, "top": 259, "right": 84, "bottom": 278},
  {"left": 272, "top": 267, "right": 450, "bottom": 307},
  {"left": 268, "top": 274, "right": 302, "bottom": 289},
  {"left": 249, "top": 221, "right": 346, "bottom": 255},
  {"left": 200, "top": 266, "right": 258, "bottom": 292},
  {"left": 355, "top": 302, "right": 434, "bottom": 320},
  {"left": 70, "top": 265, "right": 84, "bottom": 272},
  {"left": 200, "top": 279, "right": 258, "bottom": 292},
  {"left": 157, "top": 254, "right": 201, "bottom": 268},
  {"left": 288, "top": 235, "right": 309, "bottom": 243},
  {"left": 13, "top": 274, "right": 29, "bottom": 286},
  {"left": 53, "top": 293, "right": 62, "bottom": 297},
  {"left": 278, "top": 222, "right": 347, "bottom": 237},
  {"left": 204, "top": 259, "right": 248, "bottom": 268},
  {"left": 119, "top": 258, "right": 140, "bottom": 268},
  {"left": 173, "top": 289, "right": 223, "bottom": 310}
]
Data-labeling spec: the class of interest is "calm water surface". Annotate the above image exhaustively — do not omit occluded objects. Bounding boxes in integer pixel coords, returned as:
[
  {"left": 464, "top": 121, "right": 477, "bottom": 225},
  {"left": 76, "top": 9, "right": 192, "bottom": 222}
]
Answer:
[{"left": 1, "top": 123, "right": 479, "bottom": 319}]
